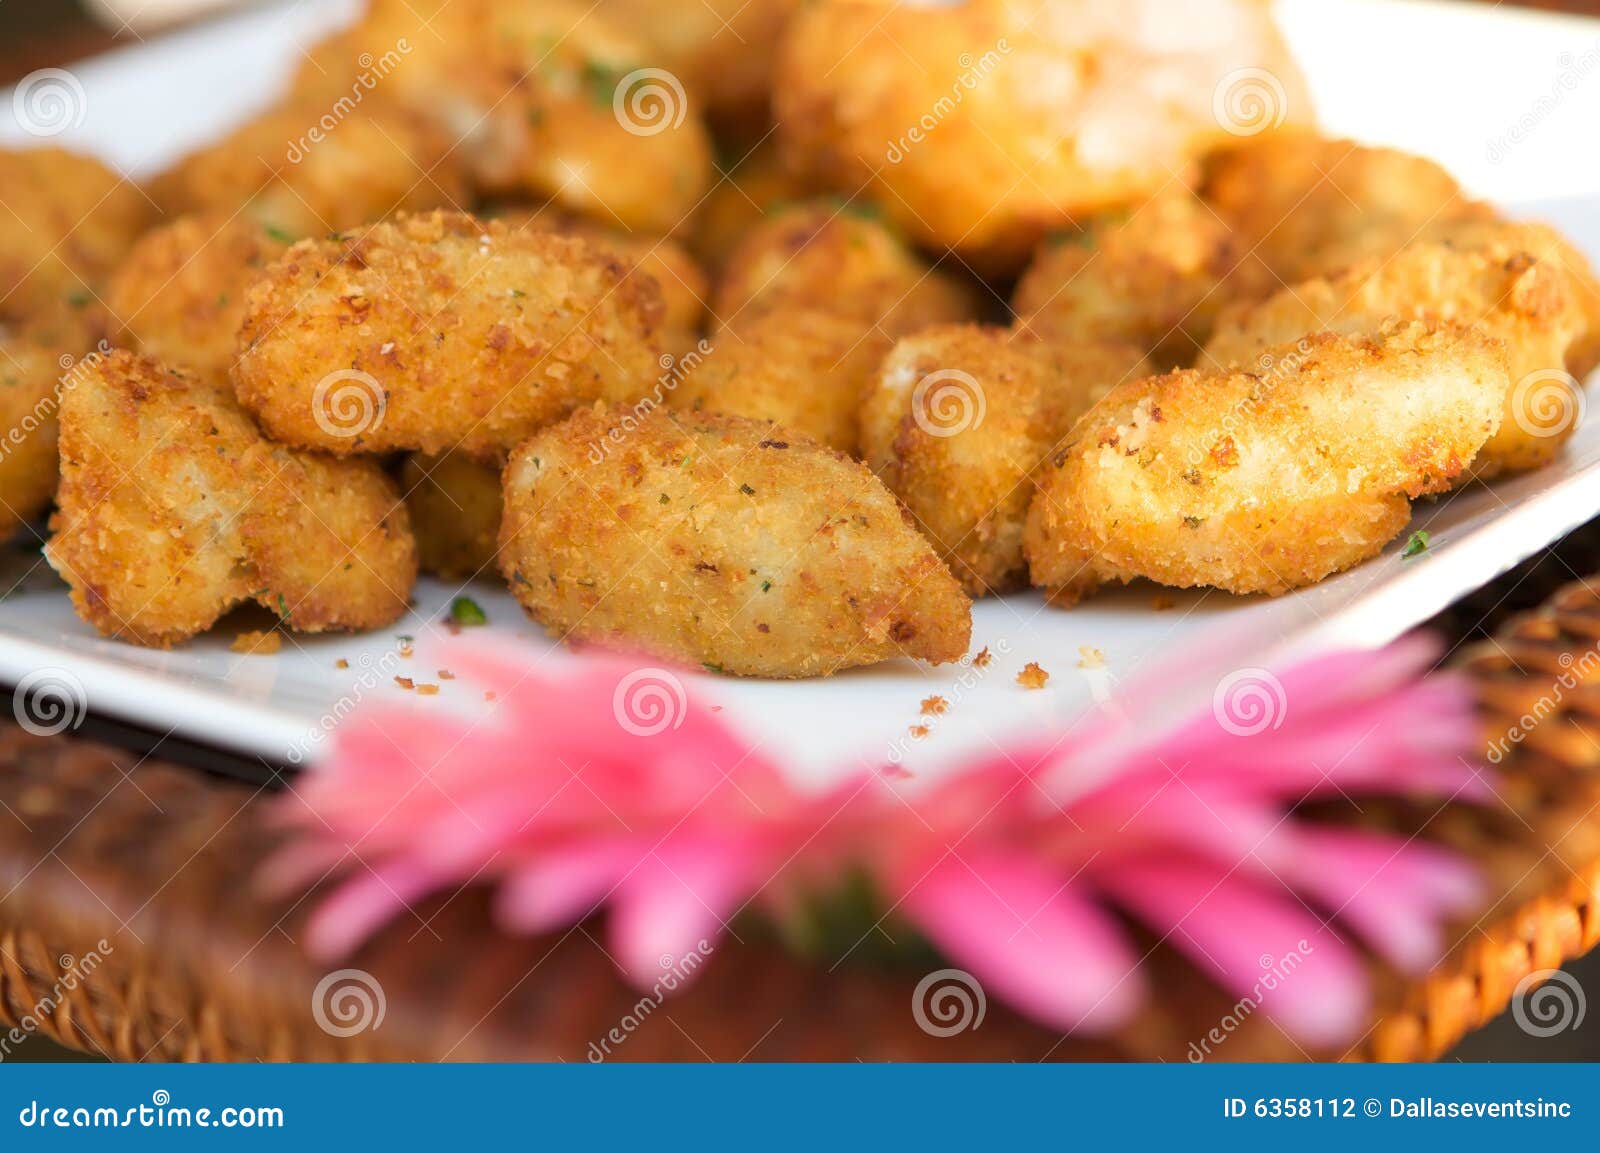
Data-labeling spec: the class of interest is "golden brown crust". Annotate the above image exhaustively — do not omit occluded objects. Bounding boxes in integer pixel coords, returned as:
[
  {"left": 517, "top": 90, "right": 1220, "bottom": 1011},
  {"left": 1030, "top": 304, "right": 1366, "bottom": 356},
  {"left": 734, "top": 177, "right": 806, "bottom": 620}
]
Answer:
[
  {"left": 401, "top": 451, "right": 503, "bottom": 580},
  {"left": 775, "top": 0, "right": 1312, "bottom": 272},
  {"left": 670, "top": 306, "right": 890, "bottom": 454},
  {"left": 0, "top": 326, "right": 69, "bottom": 542},
  {"left": 106, "top": 214, "right": 290, "bottom": 384},
  {"left": 46, "top": 352, "right": 416, "bottom": 647},
  {"left": 499, "top": 406, "right": 972, "bottom": 676},
  {"left": 711, "top": 203, "right": 978, "bottom": 336},
  {"left": 1025, "top": 323, "right": 1509, "bottom": 599},
  {"left": 1012, "top": 189, "right": 1274, "bottom": 367},
  {"left": 150, "top": 103, "right": 468, "bottom": 238},
  {"left": 232, "top": 211, "right": 667, "bottom": 460},
  {"left": 860, "top": 325, "right": 1151, "bottom": 596},
  {"left": 689, "top": 140, "right": 815, "bottom": 275},
  {"left": 0, "top": 148, "right": 149, "bottom": 330},
  {"left": 1204, "top": 239, "right": 1589, "bottom": 475}
]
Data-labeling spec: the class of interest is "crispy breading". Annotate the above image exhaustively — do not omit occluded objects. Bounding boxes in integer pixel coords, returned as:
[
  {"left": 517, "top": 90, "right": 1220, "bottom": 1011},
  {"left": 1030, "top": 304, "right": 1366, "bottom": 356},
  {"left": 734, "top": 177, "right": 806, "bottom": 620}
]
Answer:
[
  {"left": 1204, "top": 241, "right": 1589, "bottom": 475},
  {"left": 859, "top": 325, "right": 1150, "bottom": 595},
  {"left": 1025, "top": 323, "right": 1509, "bottom": 600},
  {"left": 690, "top": 140, "right": 816, "bottom": 275},
  {"left": 401, "top": 452, "right": 503, "bottom": 580},
  {"left": 45, "top": 352, "right": 416, "bottom": 647},
  {"left": 670, "top": 306, "right": 891, "bottom": 454},
  {"left": 493, "top": 207, "right": 709, "bottom": 360},
  {"left": 1202, "top": 134, "right": 1482, "bottom": 283},
  {"left": 775, "top": 0, "right": 1312, "bottom": 272},
  {"left": 0, "top": 148, "right": 149, "bottom": 329},
  {"left": 499, "top": 406, "right": 972, "bottom": 676},
  {"left": 233, "top": 212, "right": 666, "bottom": 460},
  {"left": 1012, "top": 189, "right": 1274, "bottom": 367},
  {"left": 292, "top": 0, "right": 713, "bottom": 234},
  {"left": 0, "top": 326, "right": 68, "bottom": 542},
  {"left": 106, "top": 215, "right": 290, "bottom": 384},
  {"left": 151, "top": 104, "right": 467, "bottom": 239},
  {"left": 711, "top": 203, "right": 978, "bottom": 335}
]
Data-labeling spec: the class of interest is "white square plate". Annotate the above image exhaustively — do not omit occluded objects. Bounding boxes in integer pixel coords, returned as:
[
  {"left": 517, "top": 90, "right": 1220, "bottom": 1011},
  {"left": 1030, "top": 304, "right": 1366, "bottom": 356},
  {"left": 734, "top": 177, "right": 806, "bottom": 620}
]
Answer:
[{"left": 2, "top": 0, "right": 1599, "bottom": 782}]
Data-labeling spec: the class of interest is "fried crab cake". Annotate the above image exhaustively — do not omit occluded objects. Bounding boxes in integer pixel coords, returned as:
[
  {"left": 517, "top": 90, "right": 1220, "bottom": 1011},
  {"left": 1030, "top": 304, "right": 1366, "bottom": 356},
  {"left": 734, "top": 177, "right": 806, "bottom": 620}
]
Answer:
[
  {"left": 670, "top": 306, "right": 891, "bottom": 454},
  {"left": 151, "top": 104, "right": 466, "bottom": 239},
  {"left": 775, "top": 0, "right": 1312, "bottom": 272},
  {"left": 233, "top": 212, "right": 667, "bottom": 460},
  {"left": 499, "top": 406, "right": 972, "bottom": 677},
  {"left": 1012, "top": 189, "right": 1274, "bottom": 367},
  {"left": 1202, "top": 135, "right": 1481, "bottom": 283},
  {"left": 1204, "top": 241, "right": 1590, "bottom": 475},
  {"left": 106, "top": 215, "right": 290, "bottom": 384},
  {"left": 1025, "top": 323, "right": 1509, "bottom": 601},
  {"left": 711, "top": 203, "right": 978, "bottom": 336},
  {"left": 0, "top": 325, "right": 69, "bottom": 542},
  {"left": 46, "top": 352, "right": 416, "bottom": 647},
  {"left": 401, "top": 451, "right": 504, "bottom": 580},
  {"left": 690, "top": 140, "right": 816, "bottom": 276},
  {"left": 0, "top": 148, "right": 149, "bottom": 327},
  {"left": 859, "top": 326, "right": 1151, "bottom": 595}
]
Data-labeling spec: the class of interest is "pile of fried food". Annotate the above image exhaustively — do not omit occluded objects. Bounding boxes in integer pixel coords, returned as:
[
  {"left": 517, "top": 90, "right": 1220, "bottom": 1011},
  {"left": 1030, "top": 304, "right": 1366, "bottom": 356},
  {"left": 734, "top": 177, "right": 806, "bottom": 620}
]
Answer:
[{"left": 4, "top": 0, "right": 1598, "bottom": 678}]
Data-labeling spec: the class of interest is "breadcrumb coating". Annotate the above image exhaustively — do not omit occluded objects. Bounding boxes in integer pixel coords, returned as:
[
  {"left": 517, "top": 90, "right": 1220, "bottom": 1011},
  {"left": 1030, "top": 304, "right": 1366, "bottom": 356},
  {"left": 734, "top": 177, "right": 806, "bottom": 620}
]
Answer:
[
  {"left": 46, "top": 352, "right": 416, "bottom": 647},
  {"left": 0, "top": 326, "right": 69, "bottom": 542},
  {"left": 401, "top": 451, "right": 503, "bottom": 580},
  {"left": 1025, "top": 323, "right": 1509, "bottom": 600},
  {"left": 233, "top": 212, "right": 666, "bottom": 460},
  {"left": 499, "top": 405, "right": 972, "bottom": 677}
]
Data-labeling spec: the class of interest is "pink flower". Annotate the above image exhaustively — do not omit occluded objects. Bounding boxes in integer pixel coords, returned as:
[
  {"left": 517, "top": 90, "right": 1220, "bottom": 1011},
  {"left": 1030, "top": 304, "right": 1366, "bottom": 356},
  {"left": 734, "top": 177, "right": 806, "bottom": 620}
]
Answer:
[{"left": 266, "top": 635, "right": 1485, "bottom": 1048}]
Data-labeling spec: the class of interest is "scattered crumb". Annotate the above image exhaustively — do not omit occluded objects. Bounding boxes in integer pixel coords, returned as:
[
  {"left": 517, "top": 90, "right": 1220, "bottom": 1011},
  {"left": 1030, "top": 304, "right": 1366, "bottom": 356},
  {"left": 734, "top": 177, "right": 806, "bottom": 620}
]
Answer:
[
  {"left": 335, "top": 658, "right": 349, "bottom": 670},
  {"left": 1017, "top": 662, "right": 1050, "bottom": 690},
  {"left": 972, "top": 647, "right": 992, "bottom": 669},
  {"left": 396, "top": 635, "right": 415, "bottom": 658},
  {"left": 230, "top": 630, "right": 281, "bottom": 655},
  {"left": 437, "top": 669, "right": 455, "bottom": 681},
  {"left": 920, "top": 695, "right": 948, "bottom": 716},
  {"left": 395, "top": 675, "right": 415, "bottom": 690},
  {"left": 416, "top": 684, "right": 440, "bottom": 696},
  {"left": 1150, "top": 595, "right": 1175, "bottom": 611},
  {"left": 909, "top": 724, "right": 930, "bottom": 739},
  {"left": 1077, "top": 646, "right": 1104, "bottom": 669}
]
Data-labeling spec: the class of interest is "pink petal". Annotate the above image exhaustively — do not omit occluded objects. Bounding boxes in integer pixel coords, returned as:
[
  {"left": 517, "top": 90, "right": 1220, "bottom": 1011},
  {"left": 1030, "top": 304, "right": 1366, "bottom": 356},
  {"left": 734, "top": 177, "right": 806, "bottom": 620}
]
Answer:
[
  {"left": 494, "top": 841, "right": 639, "bottom": 934},
  {"left": 606, "top": 840, "right": 755, "bottom": 984},
  {"left": 303, "top": 857, "right": 446, "bottom": 961}
]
